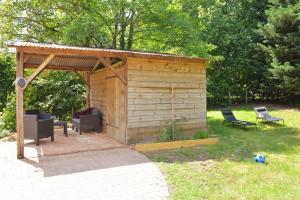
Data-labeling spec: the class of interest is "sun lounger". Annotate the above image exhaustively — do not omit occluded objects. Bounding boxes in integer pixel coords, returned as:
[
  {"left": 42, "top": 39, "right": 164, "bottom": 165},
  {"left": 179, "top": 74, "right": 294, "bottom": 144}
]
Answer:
[
  {"left": 254, "top": 106, "right": 284, "bottom": 124},
  {"left": 221, "top": 109, "right": 257, "bottom": 129}
]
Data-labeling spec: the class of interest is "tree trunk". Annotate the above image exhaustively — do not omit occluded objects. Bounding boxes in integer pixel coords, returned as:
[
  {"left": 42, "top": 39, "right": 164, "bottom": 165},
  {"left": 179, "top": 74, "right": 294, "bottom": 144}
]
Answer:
[
  {"left": 228, "top": 90, "right": 232, "bottom": 105},
  {"left": 127, "top": 11, "right": 135, "bottom": 50},
  {"left": 245, "top": 87, "right": 248, "bottom": 104},
  {"left": 119, "top": 7, "right": 126, "bottom": 50},
  {"left": 112, "top": 19, "right": 118, "bottom": 49}
]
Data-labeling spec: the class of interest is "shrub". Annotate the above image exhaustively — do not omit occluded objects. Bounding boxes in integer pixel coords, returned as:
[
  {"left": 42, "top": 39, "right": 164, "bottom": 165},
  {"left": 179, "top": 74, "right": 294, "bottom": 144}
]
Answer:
[
  {"left": 159, "top": 120, "right": 183, "bottom": 142},
  {"left": 0, "top": 71, "right": 86, "bottom": 132},
  {"left": 0, "top": 52, "right": 15, "bottom": 112},
  {"left": 25, "top": 71, "right": 86, "bottom": 122},
  {"left": 0, "top": 93, "right": 16, "bottom": 132},
  {"left": 193, "top": 129, "right": 209, "bottom": 139},
  {"left": 0, "top": 130, "right": 12, "bottom": 140}
]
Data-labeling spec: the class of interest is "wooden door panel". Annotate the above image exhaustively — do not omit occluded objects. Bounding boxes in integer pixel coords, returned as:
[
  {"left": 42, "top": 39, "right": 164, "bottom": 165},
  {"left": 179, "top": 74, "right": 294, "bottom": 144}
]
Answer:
[{"left": 106, "top": 76, "right": 126, "bottom": 143}]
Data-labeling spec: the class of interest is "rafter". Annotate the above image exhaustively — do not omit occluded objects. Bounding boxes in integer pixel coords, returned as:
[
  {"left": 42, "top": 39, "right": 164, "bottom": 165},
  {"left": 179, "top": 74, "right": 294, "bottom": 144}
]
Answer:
[
  {"left": 99, "top": 57, "right": 126, "bottom": 84},
  {"left": 92, "top": 59, "right": 102, "bottom": 72},
  {"left": 26, "top": 54, "right": 55, "bottom": 86}
]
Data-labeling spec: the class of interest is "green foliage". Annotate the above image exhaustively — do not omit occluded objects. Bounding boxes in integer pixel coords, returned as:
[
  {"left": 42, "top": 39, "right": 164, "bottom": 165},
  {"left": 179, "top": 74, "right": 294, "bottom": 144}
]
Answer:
[
  {"left": 159, "top": 120, "right": 183, "bottom": 142},
  {"left": 25, "top": 71, "right": 86, "bottom": 121},
  {"left": 0, "top": 130, "right": 11, "bottom": 140},
  {"left": 0, "top": 0, "right": 212, "bottom": 57},
  {"left": 193, "top": 129, "right": 209, "bottom": 139},
  {"left": 0, "top": 92, "right": 16, "bottom": 131},
  {"left": 0, "top": 52, "right": 15, "bottom": 111},
  {"left": 201, "top": 0, "right": 274, "bottom": 106},
  {"left": 0, "top": 0, "right": 299, "bottom": 110},
  {"left": 0, "top": 71, "right": 86, "bottom": 132},
  {"left": 146, "top": 106, "right": 300, "bottom": 199},
  {"left": 259, "top": 0, "right": 300, "bottom": 102}
]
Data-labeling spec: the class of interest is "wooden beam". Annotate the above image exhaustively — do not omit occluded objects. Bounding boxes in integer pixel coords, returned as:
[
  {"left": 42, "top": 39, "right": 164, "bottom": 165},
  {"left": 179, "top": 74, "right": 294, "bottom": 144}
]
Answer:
[
  {"left": 92, "top": 59, "right": 102, "bottom": 72},
  {"left": 25, "top": 54, "right": 98, "bottom": 64},
  {"left": 16, "top": 52, "right": 24, "bottom": 159},
  {"left": 24, "top": 64, "right": 90, "bottom": 72},
  {"left": 111, "top": 60, "right": 124, "bottom": 68},
  {"left": 26, "top": 54, "right": 55, "bottom": 86},
  {"left": 124, "top": 58, "right": 128, "bottom": 144},
  {"left": 99, "top": 57, "right": 127, "bottom": 84},
  {"left": 86, "top": 72, "right": 91, "bottom": 107}
]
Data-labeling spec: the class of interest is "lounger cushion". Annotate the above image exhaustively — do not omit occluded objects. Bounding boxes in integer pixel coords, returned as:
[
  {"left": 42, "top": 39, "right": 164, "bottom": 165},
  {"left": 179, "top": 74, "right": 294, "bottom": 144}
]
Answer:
[
  {"left": 254, "top": 106, "right": 284, "bottom": 122},
  {"left": 221, "top": 109, "right": 256, "bottom": 128},
  {"left": 221, "top": 110, "right": 237, "bottom": 121},
  {"left": 263, "top": 116, "right": 283, "bottom": 122}
]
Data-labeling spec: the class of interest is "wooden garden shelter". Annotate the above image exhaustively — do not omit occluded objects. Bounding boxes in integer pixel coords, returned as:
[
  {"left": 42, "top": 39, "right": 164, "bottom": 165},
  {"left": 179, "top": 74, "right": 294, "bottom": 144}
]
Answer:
[{"left": 9, "top": 42, "right": 208, "bottom": 159}]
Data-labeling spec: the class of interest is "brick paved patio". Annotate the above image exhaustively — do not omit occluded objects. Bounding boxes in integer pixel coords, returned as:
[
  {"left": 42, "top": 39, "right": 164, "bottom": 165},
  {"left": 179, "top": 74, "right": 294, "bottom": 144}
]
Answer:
[
  {"left": 1, "top": 128, "right": 127, "bottom": 158},
  {"left": 0, "top": 130, "right": 169, "bottom": 200}
]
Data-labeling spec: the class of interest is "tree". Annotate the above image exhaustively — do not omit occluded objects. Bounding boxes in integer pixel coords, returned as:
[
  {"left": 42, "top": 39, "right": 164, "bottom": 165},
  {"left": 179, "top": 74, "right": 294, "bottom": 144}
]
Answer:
[
  {"left": 259, "top": 0, "right": 300, "bottom": 102},
  {"left": 199, "top": 0, "right": 270, "bottom": 105},
  {"left": 25, "top": 71, "right": 86, "bottom": 121},
  {"left": 0, "top": 71, "right": 86, "bottom": 132},
  {"left": 0, "top": 0, "right": 211, "bottom": 57},
  {"left": 0, "top": 0, "right": 213, "bottom": 131}
]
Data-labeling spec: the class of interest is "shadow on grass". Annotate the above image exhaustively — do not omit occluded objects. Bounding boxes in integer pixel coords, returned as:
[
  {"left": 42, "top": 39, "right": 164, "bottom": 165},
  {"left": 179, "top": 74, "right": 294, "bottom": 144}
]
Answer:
[{"left": 144, "top": 117, "right": 299, "bottom": 164}]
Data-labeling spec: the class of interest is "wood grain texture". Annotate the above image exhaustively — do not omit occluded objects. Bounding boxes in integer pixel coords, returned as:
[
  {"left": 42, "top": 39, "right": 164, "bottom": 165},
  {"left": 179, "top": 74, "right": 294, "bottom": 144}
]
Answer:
[
  {"left": 126, "top": 57, "right": 207, "bottom": 143},
  {"left": 134, "top": 138, "right": 219, "bottom": 152},
  {"left": 16, "top": 52, "right": 24, "bottom": 159},
  {"left": 90, "top": 66, "right": 126, "bottom": 143},
  {"left": 90, "top": 69, "right": 107, "bottom": 132},
  {"left": 26, "top": 54, "right": 55, "bottom": 85}
]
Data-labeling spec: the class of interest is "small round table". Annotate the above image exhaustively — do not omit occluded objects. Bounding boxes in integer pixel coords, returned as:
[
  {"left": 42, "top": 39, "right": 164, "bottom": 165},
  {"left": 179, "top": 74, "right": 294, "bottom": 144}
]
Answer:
[{"left": 54, "top": 121, "right": 68, "bottom": 137}]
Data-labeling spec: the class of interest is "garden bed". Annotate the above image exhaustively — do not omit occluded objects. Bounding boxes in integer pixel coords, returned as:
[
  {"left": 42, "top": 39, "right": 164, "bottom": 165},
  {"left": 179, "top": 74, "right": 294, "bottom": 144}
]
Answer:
[{"left": 134, "top": 137, "right": 219, "bottom": 152}]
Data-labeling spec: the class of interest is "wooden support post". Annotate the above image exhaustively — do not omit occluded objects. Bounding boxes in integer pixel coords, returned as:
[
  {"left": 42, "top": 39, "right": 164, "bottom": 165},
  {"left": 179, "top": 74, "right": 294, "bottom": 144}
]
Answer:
[
  {"left": 86, "top": 72, "right": 91, "bottom": 108},
  {"left": 124, "top": 58, "right": 128, "bottom": 144},
  {"left": 16, "top": 52, "right": 24, "bottom": 159},
  {"left": 15, "top": 53, "right": 54, "bottom": 159}
]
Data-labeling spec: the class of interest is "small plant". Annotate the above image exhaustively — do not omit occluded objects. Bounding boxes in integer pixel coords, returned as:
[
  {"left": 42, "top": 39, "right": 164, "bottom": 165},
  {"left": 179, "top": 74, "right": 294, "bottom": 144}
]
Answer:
[
  {"left": 0, "top": 130, "right": 12, "bottom": 140},
  {"left": 159, "top": 120, "right": 182, "bottom": 142},
  {"left": 0, "top": 93, "right": 16, "bottom": 132},
  {"left": 193, "top": 129, "right": 209, "bottom": 139}
]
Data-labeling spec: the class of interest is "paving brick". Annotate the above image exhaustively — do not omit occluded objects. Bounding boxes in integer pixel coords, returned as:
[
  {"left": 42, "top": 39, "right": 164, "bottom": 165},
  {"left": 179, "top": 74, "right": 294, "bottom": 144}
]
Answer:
[{"left": 0, "top": 135, "right": 169, "bottom": 200}]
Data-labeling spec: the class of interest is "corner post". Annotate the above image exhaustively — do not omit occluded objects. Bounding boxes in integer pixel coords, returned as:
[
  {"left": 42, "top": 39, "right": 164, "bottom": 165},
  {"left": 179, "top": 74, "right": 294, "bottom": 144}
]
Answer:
[
  {"left": 86, "top": 71, "right": 91, "bottom": 108},
  {"left": 16, "top": 51, "right": 24, "bottom": 159}
]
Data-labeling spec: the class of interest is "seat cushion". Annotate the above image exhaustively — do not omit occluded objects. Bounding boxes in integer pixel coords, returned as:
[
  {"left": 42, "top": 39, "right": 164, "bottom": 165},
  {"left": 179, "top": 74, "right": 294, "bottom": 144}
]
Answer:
[
  {"left": 72, "top": 118, "right": 80, "bottom": 126},
  {"left": 265, "top": 117, "right": 283, "bottom": 122},
  {"left": 91, "top": 109, "right": 99, "bottom": 115}
]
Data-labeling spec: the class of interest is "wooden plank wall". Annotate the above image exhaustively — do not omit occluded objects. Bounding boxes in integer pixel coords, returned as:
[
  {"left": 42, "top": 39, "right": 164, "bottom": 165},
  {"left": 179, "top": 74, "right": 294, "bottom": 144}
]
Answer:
[
  {"left": 90, "top": 66, "right": 126, "bottom": 143},
  {"left": 90, "top": 69, "right": 107, "bottom": 132},
  {"left": 127, "top": 57, "right": 207, "bottom": 144}
]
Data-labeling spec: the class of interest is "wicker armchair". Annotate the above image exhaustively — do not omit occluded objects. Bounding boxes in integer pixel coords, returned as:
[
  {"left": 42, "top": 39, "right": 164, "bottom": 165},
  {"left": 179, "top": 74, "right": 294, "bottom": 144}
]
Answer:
[
  {"left": 24, "top": 110, "right": 54, "bottom": 146},
  {"left": 72, "top": 108, "right": 101, "bottom": 134}
]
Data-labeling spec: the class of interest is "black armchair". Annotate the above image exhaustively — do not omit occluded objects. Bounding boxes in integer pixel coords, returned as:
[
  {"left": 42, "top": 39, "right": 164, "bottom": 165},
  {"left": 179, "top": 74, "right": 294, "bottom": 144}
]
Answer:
[
  {"left": 24, "top": 110, "right": 54, "bottom": 146},
  {"left": 72, "top": 108, "right": 101, "bottom": 134}
]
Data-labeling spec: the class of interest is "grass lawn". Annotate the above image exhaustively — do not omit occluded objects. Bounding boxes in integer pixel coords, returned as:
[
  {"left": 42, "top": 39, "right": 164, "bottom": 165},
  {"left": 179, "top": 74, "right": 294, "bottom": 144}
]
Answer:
[{"left": 144, "top": 105, "right": 300, "bottom": 200}]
